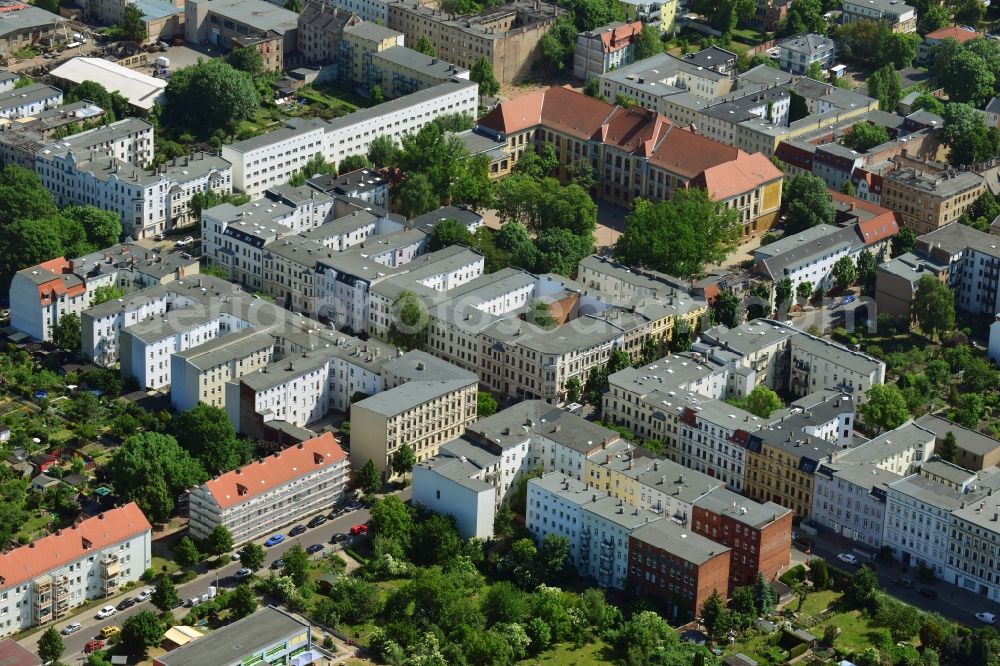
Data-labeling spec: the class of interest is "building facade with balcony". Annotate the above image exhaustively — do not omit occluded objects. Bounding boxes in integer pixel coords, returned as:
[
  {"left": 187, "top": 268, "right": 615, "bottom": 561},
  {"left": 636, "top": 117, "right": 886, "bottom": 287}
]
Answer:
[
  {"left": 0, "top": 503, "right": 151, "bottom": 637},
  {"left": 187, "top": 433, "right": 348, "bottom": 545},
  {"left": 580, "top": 496, "right": 662, "bottom": 590}
]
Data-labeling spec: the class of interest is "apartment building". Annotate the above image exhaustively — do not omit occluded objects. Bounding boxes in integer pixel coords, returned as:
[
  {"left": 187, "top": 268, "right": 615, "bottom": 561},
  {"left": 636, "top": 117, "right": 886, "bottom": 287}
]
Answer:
[
  {"left": 222, "top": 119, "right": 328, "bottom": 198},
  {"left": 881, "top": 167, "right": 984, "bottom": 235},
  {"left": 0, "top": 504, "right": 151, "bottom": 637},
  {"left": 39, "top": 117, "right": 155, "bottom": 166},
  {"left": 841, "top": 0, "right": 917, "bottom": 33},
  {"left": 599, "top": 50, "right": 736, "bottom": 109},
  {"left": 948, "top": 490, "right": 1000, "bottom": 602},
  {"left": 350, "top": 353, "right": 478, "bottom": 477},
  {"left": 691, "top": 486, "right": 792, "bottom": 588},
  {"left": 154, "top": 606, "right": 316, "bottom": 666},
  {"left": 476, "top": 86, "right": 784, "bottom": 239},
  {"left": 788, "top": 333, "right": 885, "bottom": 402},
  {"left": 628, "top": 520, "right": 731, "bottom": 622},
  {"left": 386, "top": 0, "right": 564, "bottom": 83},
  {"left": 527, "top": 473, "right": 596, "bottom": 570},
  {"left": 917, "top": 26, "right": 981, "bottom": 65},
  {"left": 580, "top": 496, "right": 662, "bottom": 590},
  {"left": 812, "top": 421, "right": 935, "bottom": 548},
  {"left": 298, "top": 0, "right": 361, "bottom": 65},
  {"left": 0, "top": 84, "right": 62, "bottom": 120},
  {"left": 777, "top": 33, "right": 835, "bottom": 75},
  {"left": 750, "top": 0, "right": 789, "bottom": 31},
  {"left": 370, "top": 46, "right": 470, "bottom": 99},
  {"left": 188, "top": 433, "right": 348, "bottom": 545},
  {"left": 232, "top": 31, "right": 285, "bottom": 74},
  {"left": 619, "top": 0, "right": 676, "bottom": 33},
  {"left": 915, "top": 414, "right": 1000, "bottom": 472},
  {"left": 170, "top": 330, "right": 276, "bottom": 412},
  {"left": 327, "top": 0, "right": 390, "bottom": 23},
  {"left": 573, "top": 21, "right": 643, "bottom": 81},
  {"left": 413, "top": 447, "right": 499, "bottom": 539},
  {"left": 185, "top": 0, "right": 299, "bottom": 57},
  {"left": 339, "top": 22, "right": 404, "bottom": 90},
  {"left": 9, "top": 244, "right": 198, "bottom": 343}
]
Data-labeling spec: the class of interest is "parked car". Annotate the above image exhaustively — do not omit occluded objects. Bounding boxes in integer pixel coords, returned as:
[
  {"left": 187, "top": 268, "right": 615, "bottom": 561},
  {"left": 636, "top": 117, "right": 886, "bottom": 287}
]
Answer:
[
  {"left": 270, "top": 558, "right": 285, "bottom": 570},
  {"left": 175, "top": 236, "right": 194, "bottom": 247},
  {"left": 62, "top": 622, "right": 81, "bottom": 635},
  {"left": 350, "top": 524, "right": 368, "bottom": 535},
  {"left": 289, "top": 524, "right": 307, "bottom": 537},
  {"left": 116, "top": 597, "right": 136, "bottom": 611},
  {"left": 96, "top": 606, "right": 116, "bottom": 619},
  {"left": 231, "top": 552, "right": 241, "bottom": 561},
  {"left": 100, "top": 625, "right": 121, "bottom": 639},
  {"left": 233, "top": 568, "right": 252, "bottom": 581},
  {"left": 169, "top": 598, "right": 185, "bottom": 610},
  {"left": 85, "top": 639, "right": 105, "bottom": 654},
  {"left": 837, "top": 553, "right": 858, "bottom": 565},
  {"left": 918, "top": 588, "right": 938, "bottom": 600},
  {"left": 976, "top": 612, "right": 997, "bottom": 624},
  {"left": 306, "top": 544, "right": 324, "bottom": 554},
  {"left": 329, "top": 533, "right": 346, "bottom": 544},
  {"left": 264, "top": 534, "right": 285, "bottom": 547},
  {"left": 894, "top": 577, "right": 914, "bottom": 589},
  {"left": 307, "top": 515, "right": 328, "bottom": 529},
  {"left": 135, "top": 588, "right": 152, "bottom": 602}
]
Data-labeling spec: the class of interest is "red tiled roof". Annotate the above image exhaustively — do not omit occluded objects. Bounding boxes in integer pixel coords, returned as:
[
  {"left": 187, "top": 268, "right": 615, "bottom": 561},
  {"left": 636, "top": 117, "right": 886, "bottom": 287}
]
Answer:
[
  {"left": 925, "top": 27, "right": 981, "bottom": 43},
  {"left": 477, "top": 85, "right": 616, "bottom": 139},
  {"left": 0, "top": 639, "right": 42, "bottom": 666},
  {"left": 202, "top": 432, "right": 346, "bottom": 510},
  {"left": 650, "top": 127, "right": 738, "bottom": 178},
  {"left": 600, "top": 21, "right": 643, "bottom": 52},
  {"left": 692, "top": 151, "right": 783, "bottom": 200},
  {"left": 830, "top": 191, "right": 900, "bottom": 243},
  {"left": 599, "top": 106, "right": 671, "bottom": 156},
  {"left": 0, "top": 503, "right": 150, "bottom": 591}
]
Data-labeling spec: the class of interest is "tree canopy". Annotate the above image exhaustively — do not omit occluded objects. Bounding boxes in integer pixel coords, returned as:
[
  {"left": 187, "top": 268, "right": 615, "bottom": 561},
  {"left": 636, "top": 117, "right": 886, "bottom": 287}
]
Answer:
[
  {"left": 109, "top": 432, "right": 208, "bottom": 523},
  {"left": 941, "top": 102, "right": 1000, "bottom": 167},
  {"left": 841, "top": 123, "right": 891, "bottom": 152},
  {"left": 614, "top": 189, "right": 740, "bottom": 278},
  {"left": 868, "top": 64, "right": 902, "bottom": 111},
  {"left": 170, "top": 403, "right": 250, "bottom": 475},
  {"left": 860, "top": 384, "right": 910, "bottom": 433},
  {"left": 912, "top": 274, "right": 955, "bottom": 340},
  {"left": 470, "top": 57, "right": 500, "bottom": 98},
  {"left": 782, "top": 173, "right": 835, "bottom": 234},
  {"left": 164, "top": 59, "right": 260, "bottom": 138}
]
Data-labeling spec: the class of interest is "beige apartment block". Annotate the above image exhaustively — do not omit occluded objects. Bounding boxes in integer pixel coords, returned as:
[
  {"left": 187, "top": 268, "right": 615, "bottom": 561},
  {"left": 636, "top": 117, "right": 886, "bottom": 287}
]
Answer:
[{"left": 881, "top": 167, "right": 985, "bottom": 235}]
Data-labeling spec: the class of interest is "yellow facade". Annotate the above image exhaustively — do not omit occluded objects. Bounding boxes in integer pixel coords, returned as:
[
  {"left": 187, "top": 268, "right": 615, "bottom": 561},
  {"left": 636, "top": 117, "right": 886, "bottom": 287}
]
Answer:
[{"left": 744, "top": 442, "right": 816, "bottom": 518}]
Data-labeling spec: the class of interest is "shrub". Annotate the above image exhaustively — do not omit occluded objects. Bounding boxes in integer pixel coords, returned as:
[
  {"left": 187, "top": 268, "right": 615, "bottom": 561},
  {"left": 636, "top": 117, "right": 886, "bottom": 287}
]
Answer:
[
  {"left": 779, "top": 564, "right": 807, "bottom": 586},
  {"left": 789, "top": 642, "right": 810, "bottom": 658}
]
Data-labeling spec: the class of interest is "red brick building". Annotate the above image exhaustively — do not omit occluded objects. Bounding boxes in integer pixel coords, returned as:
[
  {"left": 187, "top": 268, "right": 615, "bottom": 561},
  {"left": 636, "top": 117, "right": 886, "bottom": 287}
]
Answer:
[
  {"left": 691, "top": 487, "right": 793, "bottom": 591},
  {"left": 628, "top": 521, "right": 731, "bottom": 622}
]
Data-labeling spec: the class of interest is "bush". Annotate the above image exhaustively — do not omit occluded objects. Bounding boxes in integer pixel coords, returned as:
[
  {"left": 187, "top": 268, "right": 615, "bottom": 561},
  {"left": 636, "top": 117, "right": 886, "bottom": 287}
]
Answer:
[
  {"left": 780, "top": 564, "right": 807, "bottom": 586},
  {"left": 789, "top": 642, "right": 810, "bottom": 659},
  {"left": 141, "top": 568, "right": 155, "bottom": 582},
  {"left": 345, "top": 548, "right": 368, "bottom": 565}
]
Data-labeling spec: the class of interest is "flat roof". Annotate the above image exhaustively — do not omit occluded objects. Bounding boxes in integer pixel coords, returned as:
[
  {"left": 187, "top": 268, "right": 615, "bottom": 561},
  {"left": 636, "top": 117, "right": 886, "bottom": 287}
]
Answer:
[
  {"left": 915, "top": 413, "right": 1000, "bottom": 457},
  {"left": 326, "top": 81, "right": 478, "bottom": 132},
  {"left": 50, "top": 58, "right": 166, "bottom": 111},
  {"left": 155, "top": 606, "right": 309, "bottom": 666},
  {"left": 374, "top": 45, "right": 468, "bottom": 78},
  {"left": 631, "top": 520, "right": 730, "bottom": 564},
  {"left": 194, "top": 0, "right": 299, "bottom": 33}
]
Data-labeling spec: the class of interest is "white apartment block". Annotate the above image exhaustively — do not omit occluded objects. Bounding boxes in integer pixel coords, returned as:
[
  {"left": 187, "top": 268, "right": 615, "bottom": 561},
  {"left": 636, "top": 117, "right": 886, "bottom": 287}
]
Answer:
[
  {"left": 527, "top": 472, "right": 597, "bottom": 571},
  {"left": 788, "top": 333, "right": 885, "bottom": 403},
  {"left": 0, "top": 83, "right": 62, "bottom": 119},
  {"left": 948, "top": 491, "right": 1000, "bottom": 601},
  {"left": 222, "top": 120, "right": 327, "bottom": 198},
  {"left": 187, "top": 433, "right": 348, "bottom": 545},
  {"left": 328, "top": 0, "right": 389, "bottom": 23},
  {"left": 120, "top": 312, "right": 225, "bottom": 390},
  {"left": 580, "top": 496, "right": 662, "bottom": 590},
  {"left": 37, "top": 117, "right": 155, "bottom": 166},
  {"left": 412, "top": 445, "right": 499, "bottom": 540},
  {"left": 171, "top": 330, "right": 276, "bottom": 412},
  {"left": 0, "top": 504, "right": 151, "bottom": 637}
]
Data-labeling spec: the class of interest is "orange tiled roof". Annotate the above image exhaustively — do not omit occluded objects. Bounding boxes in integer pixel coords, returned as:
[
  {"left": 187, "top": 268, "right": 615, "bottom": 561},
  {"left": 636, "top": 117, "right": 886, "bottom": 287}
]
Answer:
[
  {"left": 692, "top": 151, "right": 783, "bottom": 200},
  {"left": 202, "top": 432, "right": 346, "bottom": 510},
  {"left": 600, "top": 21, "right": 643, "bottom": 52},
  {"left": 924, "top": 27, "right": 981, "bottom": 43},
  {"left": 0, "top": 503, "right": 151, "bottom": 591}
]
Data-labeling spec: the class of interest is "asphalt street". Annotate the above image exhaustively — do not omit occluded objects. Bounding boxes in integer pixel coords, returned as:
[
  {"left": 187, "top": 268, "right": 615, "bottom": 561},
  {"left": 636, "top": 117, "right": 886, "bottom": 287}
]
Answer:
[{"left": 21, "top": 487, "right": 412, "bottom": 661}]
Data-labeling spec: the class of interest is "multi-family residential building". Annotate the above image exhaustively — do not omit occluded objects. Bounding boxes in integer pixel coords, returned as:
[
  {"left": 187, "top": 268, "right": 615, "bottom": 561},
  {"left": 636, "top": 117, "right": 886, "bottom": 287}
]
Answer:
[
  {"left": 339, "top": 22, "right": 404, "bottom": 89},
  {"left": 628, "top": 520, "right": 731, "bottom": 621},
  {"left": 841, "top": 0, "right": 917, "bottom": 33},
  {"left": 370, "top": 46, "right": 470, "bottom": 99},
  {"left": 527, "top": 473, "right": 596, "bottom": 571},
  {"left": 153, "top": 606, "right": 318, "bottom": 666},
  {"left": 777, "top": 33, "right": 836, "bottom": 75},
  {"left": 350, "top": 352, "right": 479, "bottom": 477},
  {"left": 947, "top": 488, "right": 1000, "bottom": 601},
  {"left": 187, "top": 433, "right": 348, "bottom": 545},
  {"left": 386, "top": 0, "right": 565, "bottom": 83},
  {"left": 185, "top": 0, "right": 299, "bottom": 58},
  {"left": 476, "top": 86, "right": 784, "bottom": 240},
  {"left": 881, "top": 167, "right": 984, "bottom": 235},
  {"left": 171, "top": 330, "right": 276, "bottom": 412},
  {"left": 692, "top": 486, "right": 792, "bottom": 588},
  {"left": 812, "top": 421, "right": 936, "bottom": 548},
  {"left": 9, "top": 244, "right": 199, "bottom": 343},
  {"left": 413, "top": 447, "right": 500, "bottom": 539},
  {"left": 750, "top": 0, "right": 789, "bottom": 31},
  {"left": 0, "top": 84, "right": 62, "bottom": 120},
  {"left": 580, "top": 496, "right": 662, "bottom": 590},
  {"left": 0, "top": 503, "right": 151, "bottom": 637},
  {"left": 222, "top": 119, "right": 328, "bottom": 199},
  {"left": 619, "top": 0, "right": 676, "bottom": 33},
  {"left": 326, "top": 0, "right": 389, "bottom": 23},
  {"left": 573, "top": 21, "right": 643, "bottom": 81},
  {"left": 297, "top": 0, "right": 361, "bottom": 65},
  {"left": 917, "top": 26, "right": 980, "bottom": 65},
  {"left": 915, "top": 414, "right": 1000, "bottom": 471},
  {"left": 788, "top": 333, "right": 885, "bottom": 401}
]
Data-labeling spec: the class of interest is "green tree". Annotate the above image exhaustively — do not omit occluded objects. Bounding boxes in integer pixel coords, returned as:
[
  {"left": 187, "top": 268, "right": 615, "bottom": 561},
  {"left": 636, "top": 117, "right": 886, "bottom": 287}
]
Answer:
[
  {"left": 583, "top": 77, "right": 603, "bottom": 99},
  {"left": 367, "top": 135, "right": 400, "bottom": 168},
  {"left": 881, "top": 32, "right": 921, "bottom": 69},
  {"left": 285, "top": 0, "right": 303, "bottom": 11},
  {"left": 782, "top": 174, "right": 835, "bottom": 233},
  {"left": 477, "top": 390, "right": 498, "bottom": 417},
  {"left": 940, "top": 431, "right": 959, "bottom": 464},
  {"left": 471, "top": 57, "right": 500, "bottom": 97},
  {"left": 846, "top": 565, "right": 879, "bottom": 609},
  {"left": 913, "top": 274, "right": 955, "bottom": 340},
  {"left": 229, "top": 583, "right": 257, "bottom": 619},
  {"left": 357, "top": 459, "right": 382, "bottom": 494},
  {"left": 860, "top": 384, "right": 910, "bottom": 432},
  {"left": 0, "top": 217, "right": 62, "bottom": 284},
  {"left": 371, "top": 84, "right": 384, "bottom": 104},
  {"left": 387, "top": 290, "right": 427, "bottom": 351},
  {"left": 109, "top": 432, "right": 207, "bottom": 523},
  {"left": 565, "top": 376, "right": 582, "bottom": 403},
  {"left": 528, "top": 299, "right": 557, "bottom": 329},
  {"left": 337, "top": 154, "right": 372, "bottom": 176},
  {"left": 38, "top": 627, "right": 64, "bottom": 664},
  {"left": 52, "top": 313, "right": 81, "bottom": 351},
  {"left": 390, "top": 444, "right": 417, "bottom": 479},
  {"left": 238, "top": 541, "right": 266, "bottom": 572},
  {"left": 911, "top": 93, "right": 945, "bottom": 115},
  {"left": 90, "top": 284, "right": 126, "bottom": 307},
  {"left": 734, "top": 385, "right": 784, "bottom": 418},
  {"left": 120, "top": 4, "right": 147, "bottom": 43},
  {"left": 151, "top": 575, "right": 179, "bottom": 612},
  {"left": 841, "top": 123, "right": 891, "bottom": 152},
  {"left": 64, "top": 206, "right": 122, "bottom": 248},
  {"left": 395, "top": 172, "right": 438, "bottom": 218},
  {"left": 428, "top": 218, "right": 473, "bottom": 251},
  {"left": 700, "top": 589, "right": 725, "bottom": 637},
  {"left": 942, "top": 102, "right": 999, "bottom": 166},
  {"left": 170, "top": 403, "right": 247, "bottom": 475},
  {"left": 781, "top": 0, "right": 825, "bottom": 35},
  {"left": 120, "top": 610, "right": 164, "bottom": 656},
  {"left": 414, "top": 36, "right": 436, "bottom": 57},
  {"left": 713, "top": 290, "right": 743, "bottom": 328},
  {"left": 775, "top": 277, "right": 793, "bottom": 312},
  {"left": 635, "top": 24, "right": 664, "bottom": 60},
  {"left": 288, "top": 153, "right": 334, "bottom": 187},
  {"left": 227, "top": 46, "right": 264, "bottom": 78},
  {"left": 615, "top": 190, "right": 740, "bottom": 278},
  {"left": 892, "top": 227, "right": 916, "bottom": 257},
  {"left": 868, "top": 64, "right": 902, "bottom": 111},
  {"left": 449, "top": 153, "right": 495, "bottom": 212},
  {"left": 954, "top": 0, "right": 985, "bottom": 26},
  {"left": 941, "top": 49, "right": 994, "bottom": 106},
  {"left": 164, "top": 59, "right": 259, "bottom": 138},
  {"left": 918, "top": 4, "right": 949, "bottom": 33},
  {"left": 370, "top": 495, "right": 413, "bottom": 545},
  {"left": 205, "top": 525, "right": 234, "bottom": 556},
  {"left": 281, "top": 544, "right": 311, "bottom": 587},
  {"left": 832, "top": 255, "right": 857, "bottom": 291},
  {"left": 753, "top": 572, "right": 777, "bottom": 615},
  {"left": 796, "top": 281, "right": 814, "bottom": 304},
  {"left": 0, "top": 164, "right": 57, "bottom": 226},
  {"left": 174, "top": 536, "right": 201, "bottom": 567}
]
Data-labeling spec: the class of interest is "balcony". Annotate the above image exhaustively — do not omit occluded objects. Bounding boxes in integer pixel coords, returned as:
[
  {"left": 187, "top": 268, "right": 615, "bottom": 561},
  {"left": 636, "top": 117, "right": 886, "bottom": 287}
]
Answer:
[{"left": 100, "top": 554, "right": 121, "bottom": 580}]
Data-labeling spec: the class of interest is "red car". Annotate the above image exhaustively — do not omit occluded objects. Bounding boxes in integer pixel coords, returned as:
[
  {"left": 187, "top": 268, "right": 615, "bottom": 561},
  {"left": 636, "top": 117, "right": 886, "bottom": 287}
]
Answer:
[
  {"left": 350, "top": 524, "right": 368, "bottom": 535},
  {"left": 85, "top": 639, "right": 105, "bottom": 654}
]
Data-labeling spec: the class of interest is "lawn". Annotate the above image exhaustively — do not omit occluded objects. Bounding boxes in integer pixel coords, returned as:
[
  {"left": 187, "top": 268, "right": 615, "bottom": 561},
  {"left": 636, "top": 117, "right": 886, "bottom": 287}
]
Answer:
[
  {"left": 799, "top": 589, "right": 840, "bottom": 617},
  {"left": 298, "top": 83, "right": 368, "bottom": 117},
  {"left": 812, "top": 609, "right": 878, "bottom": 655},
  {"left": 16, "top": 511, "right": 55, "bottom": 542},
  {"left": 519, "top": 639, "right": 614, "bottom": 665},
  {"left": 729, "top": 27, "right": 772, "bottom": 45},
  {"left": 151, "top": 555, "right": 180, "bottom": 577}
]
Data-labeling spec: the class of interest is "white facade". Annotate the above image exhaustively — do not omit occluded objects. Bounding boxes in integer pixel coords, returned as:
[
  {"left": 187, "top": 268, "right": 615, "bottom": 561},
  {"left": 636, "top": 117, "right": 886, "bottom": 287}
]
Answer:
[
  {"left": 580, "top": 497, "right": 662, "bottom": 589},
  {"left": 222, "top": 121, "right": 327, "bottom": 198},
  {"left": 527, "top": 473, "right": 594, "bottom": 570},
  {"left": 0, "top": 504, "right": 151, "bottom": 637},
  {"left": 328, "top": 0, "right": 388, "bottom": 23},
  {"left": 883, "top": 472, "right": 966, "bottom": 577},
  {"left": 948, "top": 497, "right": 1000, "bottom": 602},
  {"left": 412, "top": 459, "right": 496, "bottom": 540},
  {"left": 812, "top": 465, "right": 896, "bottom": 548},
  {"left": 0, "top": 84, "right": 62, "bottom": 119}
]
